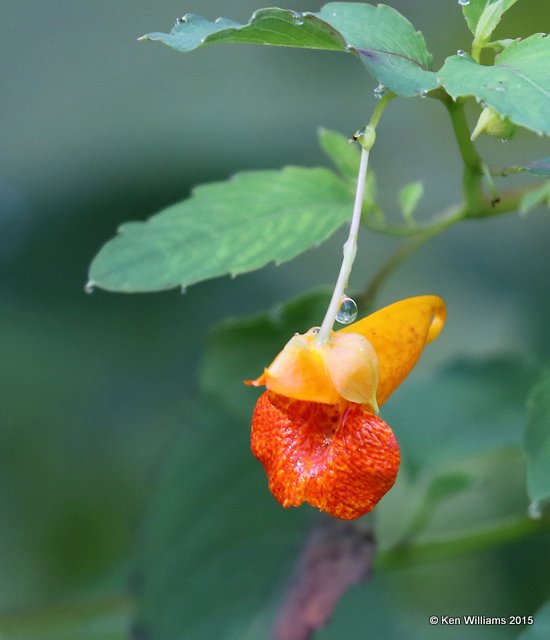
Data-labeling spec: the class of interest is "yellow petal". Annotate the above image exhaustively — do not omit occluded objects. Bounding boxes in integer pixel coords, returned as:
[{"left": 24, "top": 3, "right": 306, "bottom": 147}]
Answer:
[
  {"left": 246, "top": 329, "right": 380, "bottom": 407},
  {"left": 339, "top": 295, "right": 446, "bottom": 407},
  {"left": 325, "top": 332, "right": 379, "bottom": 410},
  {"left": 250, "top": 332, "right": 340, "bottom": 404}
]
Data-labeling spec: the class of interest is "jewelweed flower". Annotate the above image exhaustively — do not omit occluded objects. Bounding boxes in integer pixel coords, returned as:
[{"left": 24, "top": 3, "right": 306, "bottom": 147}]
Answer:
[{"left": 246, "top": 295, "right": 446, "bottom": 520}]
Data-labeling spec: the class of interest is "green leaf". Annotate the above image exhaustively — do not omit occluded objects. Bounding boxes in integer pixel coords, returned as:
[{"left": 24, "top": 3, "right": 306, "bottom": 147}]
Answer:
[
  {"left": 399, "top": 181, "right": 424, "bottom": 223},
  {"left": 142, "top": 3, "right": 439, "bottom": 97},
  {"left": 315, "top": 3, "right": 439, "bottom": 97},
  {"left": 0, "top": 596, "right": 132, "bottom": 640},
  {"left": 318, "top": 127, "right": 360, "bottom": 181},
  {"left": 462, "top": 0, "right": 488, "bottom": 35},
  {"left": 135, "top": 292, "right": 332, "bottom": 638},
  {"left": 201, "top": 290, "right": 329, "bottom": 417},
  {"left": 383, "top": 355, "right": 537, "bottom": 477},
  {"left": 89, "top": 166, "right": 353, "bottom": 292},
  {"left": 439, "top": 34, "right": 550, "bottom": 136},
  {"left": 142, "top": 9, "right": 347, "bottom": 53},
  {"left": 520, "top": 182, "right": 550, "bottom": 215},
  {"left": 134, "top": 395, "right": 310, "bottom": 640},
  {"left": 377, "top": 470, "right": 475, "bottom": 547},
  {"left": 519, "top": 600, "right": 550, "bottom": 640},
  {"left": 525, "top": 376, "right": 550, "bottom": 505},
  {"left": 462, "top": 0, "right": 519, "bottom": 42}
]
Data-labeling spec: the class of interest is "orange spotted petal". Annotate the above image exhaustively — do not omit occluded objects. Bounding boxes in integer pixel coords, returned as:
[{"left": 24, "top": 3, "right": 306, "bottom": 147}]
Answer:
[
  {"left": 251, "top": 391, "right": 400, "bottom": 520},
  {"left": 340, "top": 295, "right": 446, "bottom": 407}
]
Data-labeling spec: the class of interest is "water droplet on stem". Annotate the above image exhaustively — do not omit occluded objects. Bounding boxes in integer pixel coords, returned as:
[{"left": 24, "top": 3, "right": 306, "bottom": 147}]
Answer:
[
  {"left": 84, "top": 281, "right": 95, "bottom": 294},
  {"left": 373, "top": 83, "right": 387, "bottom": 100},
  {"left": 336, "top": 296, "right": 358, "bottom": 325}
]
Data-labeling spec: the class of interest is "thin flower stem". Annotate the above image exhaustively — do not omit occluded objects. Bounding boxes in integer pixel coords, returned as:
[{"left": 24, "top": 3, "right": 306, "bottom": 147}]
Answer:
[
  {"left": 316, "top": 92, "right": 395, "bottom": 344},
  {"left": 317, "top": 147, "right": 370, "bottom": 344}
]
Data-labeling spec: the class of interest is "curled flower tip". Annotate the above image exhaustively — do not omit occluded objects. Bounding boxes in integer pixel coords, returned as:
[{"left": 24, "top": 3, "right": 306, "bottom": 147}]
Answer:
[{"left": 251, "top": 392, "right": 400, "bottom": 520}]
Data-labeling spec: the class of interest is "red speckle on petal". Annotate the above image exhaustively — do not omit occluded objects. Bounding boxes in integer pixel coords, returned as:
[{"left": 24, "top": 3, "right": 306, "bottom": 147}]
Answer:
[{"left": 251, "top": 391, "right": 400, "bottom": 520}]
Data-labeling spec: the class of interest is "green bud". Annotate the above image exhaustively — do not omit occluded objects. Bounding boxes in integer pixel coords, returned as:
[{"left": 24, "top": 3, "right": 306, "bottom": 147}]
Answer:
[
  {"left": 471, "top": 106, "right": 515, "bottom": 141},
  {"left": 352, "top": 125, "right": 376, "bottom": 151}
]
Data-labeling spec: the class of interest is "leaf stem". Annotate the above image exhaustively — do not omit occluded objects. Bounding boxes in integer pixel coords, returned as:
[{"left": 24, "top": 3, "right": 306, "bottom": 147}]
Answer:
[
  {"left": 316, "top": 92, "right": 395, "bottom": 343},
  {"left": 442, "top": 97, "right": 485, "bottom": 214},
  {"left": 358, "top": 178, "right": 540, "bottom": 307},
  {"left": 358, "top": 232, "right": 438, "bottom": 311},
  {"left": 376, "top": 515, "right": 550, "bottom": 570}
]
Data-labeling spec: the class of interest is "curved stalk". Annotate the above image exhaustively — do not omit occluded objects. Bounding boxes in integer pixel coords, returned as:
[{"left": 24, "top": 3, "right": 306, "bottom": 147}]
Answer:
[
  {"left": 317, "top": 146, "right": 370, "bottom": 343},
  {"left": 316, "top": 92, "right": 395, "bottom": 344}
]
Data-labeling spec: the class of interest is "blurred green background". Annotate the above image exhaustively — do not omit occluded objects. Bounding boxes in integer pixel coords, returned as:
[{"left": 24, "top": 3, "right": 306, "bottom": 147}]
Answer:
[{"left": 1, "top": 1, "right": 549, "bottom": 638}]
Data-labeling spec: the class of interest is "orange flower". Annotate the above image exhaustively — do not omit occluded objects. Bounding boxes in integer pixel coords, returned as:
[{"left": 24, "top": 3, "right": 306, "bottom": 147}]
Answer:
[{"left": 246, "top": 296, "right": 446, "bottom": 520}]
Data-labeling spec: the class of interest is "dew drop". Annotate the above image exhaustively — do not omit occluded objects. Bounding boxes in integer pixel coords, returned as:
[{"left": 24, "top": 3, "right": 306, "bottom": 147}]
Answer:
[
  {"left": 373, "top": 83, "right": 387, "bottom": 100},
  {"left": 175, "top": 16, "right": 187, "bottom": 25},
  {"left": 500, "top": 138, "right": 508, "bottom": 143},
  {"left": 336, "top": 296, "right": 358, "bottom": 325},
  {"left": 418, "top": 89, "right": 428, "bottom": 98},
  {"left": 292, "top": 11, "right": 304, "bottom": 25},
  {"left": 84, "top": 281, "right": 95, "bottom": 294},
  {"left": 308, "top": 326, "right": 321, "bottom": 335},
  {"left": 456, "top": 49, "right": 465, "bottom": 56},
  {"left": 214, "top": 17, "right": 223, "bottom": 24},
  {"left": 457, "top": 0, "right": 470, "bottom": 6}
]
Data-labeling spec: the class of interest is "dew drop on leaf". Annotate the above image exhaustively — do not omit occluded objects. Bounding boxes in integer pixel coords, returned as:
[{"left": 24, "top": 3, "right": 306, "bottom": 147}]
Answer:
[
  {"left": 84, "top": 281, "right": 95, "bottom": 294},
  {"left": 456, "top": 49, "right": 465, "bottom": 56},
  {"left": 336, "top": 296, "right": 358, "bottom": 325},
  {"left": 457, "top": 0, "right": 470, "bottom": 6}
]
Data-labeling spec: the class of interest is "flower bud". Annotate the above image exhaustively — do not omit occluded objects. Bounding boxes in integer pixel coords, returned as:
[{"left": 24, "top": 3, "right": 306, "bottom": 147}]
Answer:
[{"left": 471, "top": 106, "right": 515, "bottom": 141}]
